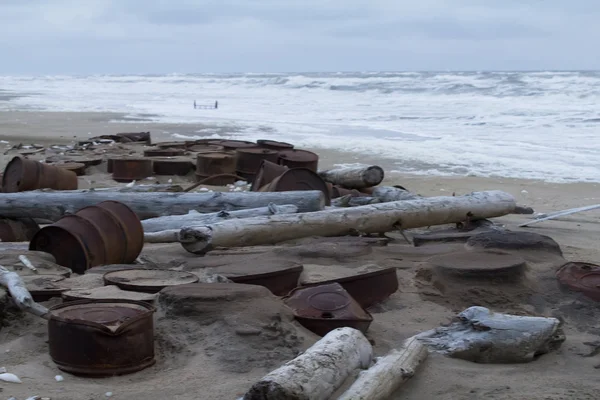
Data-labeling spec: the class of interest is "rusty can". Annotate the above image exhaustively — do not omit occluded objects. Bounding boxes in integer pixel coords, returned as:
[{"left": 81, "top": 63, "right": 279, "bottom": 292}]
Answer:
[
  {"left": 195, "top": 151, "right": 236, "bottom": 184},
  {"left": 235, "top": 148, "right": 279, "bottom": 182},
  {"left": 2, "top": 156, "right": 78, "bottom": 193},
  {"left": 155, "top": 141, "right": 187, "bottom": 149},
  {"left": 277, "top": 149, "right": 319, "bottom": 171},
  {"left": 283, "top": 283, "right": 373, "bottom": 336},
  {"left": 208, "top": 139, "right": 256, "bottom": 151},
  {"left": 48, "top": 299, "right": 156, "bottom": 376},
  {"left": 257, "top": 139, "right": 294, "bottom": 151},
  {"left": 259, "top": 168, "right": 331, "bottom": 206},
  {"left": 112, "top": 158, "right": 153, "bottom": 182},
  {"left": 143, "top": 148, "right": 185, "bottom": 157},
  {"left": 0, "top": 217, "right": 40, "bottom": 242},
  {"left": 30, "top": 201, "right": 143, "bottom": 274},
  {"left": 54, "top": 162, "right": 87, "bottom": 176},
  {"left": 250, "top": 160, "right": 289, "bottom": 191},
  {"left": 151, "top": 157, "right": 194, "bottom": 175}
]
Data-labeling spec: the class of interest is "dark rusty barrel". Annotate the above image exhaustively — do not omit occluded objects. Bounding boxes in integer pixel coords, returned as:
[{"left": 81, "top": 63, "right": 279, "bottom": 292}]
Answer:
[
  {"left": 235, "top": 148, "right": 279, "bottom": 182},
  {"left": 112, "top": 158, "right": 153, "bottom": 182},
  {"left": 30, "top": 201, "right": 143, "bottom": 274},
  {"left": 209, "top": 140, "right": 256, "bottom": 151},
  {"left": 0, "top": 217, "right": 40, "bottom": 242},
  {"left": 143, "top": 148, "right": 185, "bottom": 157},
  {"left": 2, "top": 156, "right": 78, "bottom": 193},
  {"left": 48, "top": 299, "right": 156, "bottom": 376},
  {"left": 151, "top": 158, "right": 194, "bottom": 175},
  {"left": 259, "top": 168, "right": 331, "bottom": 206},
  {"left": 195, "top": 152, "right": 237, "bottom": 185},
  {"left": 250, "top": 159, "right": 289, "bottom": 191},
  {"left": 277, "top": 149, "right": 319, "bottom": 172},
  {"left": 257, "top": 139, "right": 294, "bottom": 151}
]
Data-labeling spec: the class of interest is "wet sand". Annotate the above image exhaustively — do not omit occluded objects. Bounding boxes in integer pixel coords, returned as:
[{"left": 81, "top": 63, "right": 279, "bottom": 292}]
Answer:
[{"left": 1, "top": 110, "right": 600, "bottom": 400}]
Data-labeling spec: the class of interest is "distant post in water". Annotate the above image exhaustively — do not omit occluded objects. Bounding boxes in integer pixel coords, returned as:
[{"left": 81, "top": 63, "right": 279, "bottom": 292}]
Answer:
[
  {"left": 215, "top": 100, "right": 218, "bottom": 109},
  {"left": 194, "top": 100, "right": 196, "bottom": 109}
]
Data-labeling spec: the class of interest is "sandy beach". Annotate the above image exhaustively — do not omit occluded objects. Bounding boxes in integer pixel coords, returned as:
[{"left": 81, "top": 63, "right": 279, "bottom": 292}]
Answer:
[{"left": 1, "top": 110, "right": 600, "bottom": 400}]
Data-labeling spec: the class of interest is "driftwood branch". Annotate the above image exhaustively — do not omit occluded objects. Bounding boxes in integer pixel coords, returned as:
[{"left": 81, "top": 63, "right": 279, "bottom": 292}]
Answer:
[
  {"left": 0, "top": 266, "right": 49, "bottom": 319},
  {"left": 243, "top": 327, "right": 372, "bottom": 400},
  {"left": 181, "top": 190, "right": 516, "bottom": 254},
  {"left": 0, "top": 190, "right": 326, "bottom": 221},
  {"left": 337, "top": 336, "right": 428, "bottom": 400}
]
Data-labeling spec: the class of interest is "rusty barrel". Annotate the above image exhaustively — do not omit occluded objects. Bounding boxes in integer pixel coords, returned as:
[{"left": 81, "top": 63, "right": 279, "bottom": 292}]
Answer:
[
  {"left": 143, "top": 148, "right": 185, "bottom": 157},
  {"left": 30, "top": 201, "right": 143, "bottom": 274},
  {"left": 111, "top": 158, "right": 153, "bottom": 182},
  {"left": 0, "top": 217, "right": 40, "bottom": 242},
  {"left": 257, "top": 139, "right": 294, "bottom": 151},
  {"left": 2, "top": 156, "right": 78, "bottom": 193},
  {"left": 55, "top": 162, "right": 87, "bottom": 176},
  {"left": 195, "top": 152, "right": 237, "bottom": 185},
  {"left": 151, "top": 158, "right": 194, "bottom": 175},
  {"left": 259, "top": 168, "right": 331, "bottom": 206},
  {"left": 277, "top": 149, "right": 319, "bottom": 172},
  {"left": 250, "top": 160, "right": 289, "bottom": 191},
  {"left": 48, "top": 300, "right": 155, "bottom": 376},
  {"left": 235, "top": 148, "right": 279, "bottom": 182},
  {"left": 187, "top": 144, "right": 225, "bottom": 153},
  {"left": 155, "top": 141, "right": 187, "bottom": 149}
]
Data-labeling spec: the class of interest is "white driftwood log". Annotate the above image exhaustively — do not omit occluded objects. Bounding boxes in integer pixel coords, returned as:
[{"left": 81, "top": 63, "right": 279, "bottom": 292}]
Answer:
[
  {"left": 142, "top": 204, "right": 299, "bottom": 232},
  {"left": 372, "top": 186, "right": 420, "bottom": 202},
  {"left": 337, "top": 336, "right": 428, "bottom": 400},
  {"left": 0, "top": 266, "right": 50, "bottom": 319},
  {"left": 318, "top": 165, "right": 384, "bottom": 189},
  {"left": 243, "top": 327, "right": 372, "bottom": 400},
  {"left": 416, "top": 306, "right": 564, "bottom": 363},
  {"left": 0, "top": 190, "right": 325, "bottom": 221},
  {"left": 181, "top": 190, "right": 516, "bottom": 254}
]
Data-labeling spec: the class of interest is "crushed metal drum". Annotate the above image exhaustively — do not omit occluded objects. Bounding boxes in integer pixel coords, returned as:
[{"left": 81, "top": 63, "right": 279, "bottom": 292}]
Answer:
[
  {"left": 300, "top": 267, "right": 398, "bottom": 308},
  {"left": 54, "top": 162, "right": 87, "bottom": 176},
  {"left": 143, "top": 148, "right": 185, "bottom": 157},
  {"left": 48, "top": 300, "right": 156, "bottom": 376},
  {"left": 283, "top": 282, "right": 373, "bottom": 336},
  {"left": 103, "top": 269, "right": 200, "bottom": 294},
  {"left": 111, "top": 158, "right": 153, "bottom": 182},
  {"left": 250, "top": 159, "right": 289, "bottom": 191},
  {"left": 259, "top": 168, "right": 331, "bottom": 206},
  {"left": 209, "top": 139, "right": 256, "bottom": 150},
  {"left": 257, "top": 139, "right": 294, "bottom": 151},
  {"left": 211, "top": 262, "right": 303, "bottom": 296},
  {"left": 2, "top": 156, "right": 78, "bottom": 193},
  {"left": 150, "top": 157, "right": 194, "bottom": 175},
  {"left": 187, "top": 144, "right": 225, "bottom": 153},
  {"left": 195, "top": 151, "right": 237, "bottom": 185},
  {"left": 0, "top": 217, "right": 40, "bottom": 242},
  {"left": 556, "top": 262, "right": 600, "bottom": 302},
  {"left": 428, "top": 251, "right": 527, "bottom": 279},
  {"left": 62, "top": 285, "right": 157, "bottom": 303},
  {"left": 235, "top": 147, "right": 279, "bottom": 182},
  {"left": 63, "top": 156, "right": 104, "bottom": 167},
  {"left": 277, "top": 149, "right": 319, "bottom": 171},
  {"left": 30, "top": 201, "right": 144, "bottom": 274},
  {"left": 22, "top": 274, "right": 68, "bottom": 302}
]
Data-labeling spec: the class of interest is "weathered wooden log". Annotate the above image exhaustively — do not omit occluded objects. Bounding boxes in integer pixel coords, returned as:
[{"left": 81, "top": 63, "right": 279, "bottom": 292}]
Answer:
[
  {"left": 0, "top": 242, "right": 29, "bottom": 251},
  {"left": 181, "top": 190, "right": 516, "bottom": 254},
  {"left": 318, "top": 165, "right": 384, "bottom": 189},
  {"left": 372, "top": 186, "right": 420, "bottom": 202},
  {"left": 243, "top": 327, "right": 372, "bottom": 400},
  {"left": 142, "top": 204, "right": 299, "bottom": 232},
  {"left": 37, "top": 184, "right": 184, "bottom": 193},
  {"left": 337, "top": 336, "right": 428, "bottom": 400},
  {"left": 0, "top": 266, "right": 50, "bottom": 319},
  {"left": 0, "top": 191, "right": 325, "bottom": 221}
]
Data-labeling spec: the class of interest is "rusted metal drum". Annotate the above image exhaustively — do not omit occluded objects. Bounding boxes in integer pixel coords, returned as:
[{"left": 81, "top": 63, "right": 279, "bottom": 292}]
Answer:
[
  {"left": 277, "top": 149, "right": 319, "bottom": 171},
  {"left": 259, "top": 168, "right": 331, "bottom": 206},
  {"left": 143, "top": 148, "right": 185, "bottom": 157},
  {"left": 283, "top": 282, "right": 373, "bottom": 336},
  {"left": 235, "top": 148, "right": 279, "bottom": 182},
  {"left": 151, "top": 157, "right": 194, "bottom": 175},
  {"left": 62, "top": 156, "right": 103, "bottom": 167},
  {"left": 217, "top": 262, "right": 303, "bottom": 296},
  {"left": 48, "top": 299, "right": 156, "bottom": 376},
  {"left": 327, "top": 183, "right": 366, "bottom": 199},
  {"left": 2, "top": 156, "right": 78, "bottom": 193},
  {"left": 103, "top": 269, "right": 200, "bottom": 294},
  {"left": 54, "top": 162, "right": 87, "bottom": 176},
  {"left": 185, "top": 138, "right": 217, "bottom": 147},
  {"left": 155, "top": 141, "right": 187, "bottom": 149},
  {"left": 209, "top": 139, "right": 256, "bottom": 151},
  {"left": 250, "top": 160, "right": 289, "bottom": 191},
  {"left": 187, "top": 144, "right": 225, "bottom": 153},
  {"left": 195, "top": 152, "right": 237, "bottom": 185},
  {"left": 0, "top": 217, "right": 40, "bottom": 242},
  {"left": 257, "top": 139, "right": 294, "bottom": 151},
  {"left": 112, "top": 158, "right": 153, "bottom": 182},
  {"left": 557, "top": 262, "right": 600, "bottom": 302},
  {"left": 30, "top": 201, "right": 143, "bottom": 274}
]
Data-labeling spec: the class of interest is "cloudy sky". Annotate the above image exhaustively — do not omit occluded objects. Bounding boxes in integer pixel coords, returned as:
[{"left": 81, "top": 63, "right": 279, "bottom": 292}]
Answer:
[{"left": 0, "top": 0, "right": 598, "bottom": 74}]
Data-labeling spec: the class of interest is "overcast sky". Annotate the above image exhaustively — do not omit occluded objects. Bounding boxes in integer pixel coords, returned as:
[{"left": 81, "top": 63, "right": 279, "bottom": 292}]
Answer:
[{"left": 0, "top": 0, "right": 598, "bottom": 74}]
